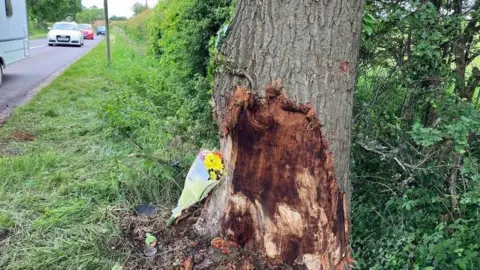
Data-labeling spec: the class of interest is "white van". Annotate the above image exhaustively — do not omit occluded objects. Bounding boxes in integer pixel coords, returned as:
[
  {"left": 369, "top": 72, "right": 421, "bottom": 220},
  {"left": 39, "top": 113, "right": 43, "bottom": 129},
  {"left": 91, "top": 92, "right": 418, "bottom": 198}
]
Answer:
[{"left": 0, "top": 0, "right": 30, "bottom": 87}]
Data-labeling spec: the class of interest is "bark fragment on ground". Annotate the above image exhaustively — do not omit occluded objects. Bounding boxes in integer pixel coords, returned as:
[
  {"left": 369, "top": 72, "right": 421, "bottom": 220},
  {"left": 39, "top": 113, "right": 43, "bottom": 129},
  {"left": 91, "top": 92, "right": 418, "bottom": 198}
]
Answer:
[{"left": 196, "top": 81, "right": 353, "bottom": 269}]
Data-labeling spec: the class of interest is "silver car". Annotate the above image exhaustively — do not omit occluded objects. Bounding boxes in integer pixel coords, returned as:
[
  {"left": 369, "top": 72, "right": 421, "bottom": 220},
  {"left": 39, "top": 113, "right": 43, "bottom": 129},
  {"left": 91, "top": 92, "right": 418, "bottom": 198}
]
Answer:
[{"left": 47, "top": 22, "right": 84, "bottom": 47}]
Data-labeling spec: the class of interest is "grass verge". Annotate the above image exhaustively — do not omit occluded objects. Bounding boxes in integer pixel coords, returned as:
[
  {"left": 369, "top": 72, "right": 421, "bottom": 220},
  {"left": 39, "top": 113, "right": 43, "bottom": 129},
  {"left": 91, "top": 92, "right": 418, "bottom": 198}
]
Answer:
[
  {"left": 29, "top": 28, "right": 48, "bottom": 40},
  {"left": 0, "top": 30, "right": 191, "bottom": 269}
]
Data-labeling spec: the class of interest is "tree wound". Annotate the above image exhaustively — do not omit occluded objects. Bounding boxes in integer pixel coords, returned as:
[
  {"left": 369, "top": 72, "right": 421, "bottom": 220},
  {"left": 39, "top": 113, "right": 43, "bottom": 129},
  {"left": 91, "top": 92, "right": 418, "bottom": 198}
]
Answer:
[{"left": 219, "top": 81, "right": 352, "bottom": 268}]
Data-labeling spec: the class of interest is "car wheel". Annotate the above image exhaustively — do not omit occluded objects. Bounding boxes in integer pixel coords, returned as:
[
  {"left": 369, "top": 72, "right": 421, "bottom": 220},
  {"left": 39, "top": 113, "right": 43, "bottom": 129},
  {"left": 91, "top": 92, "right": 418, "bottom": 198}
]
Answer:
[{"left": 0, "top": 65, "right": 3, "bottom": 88}]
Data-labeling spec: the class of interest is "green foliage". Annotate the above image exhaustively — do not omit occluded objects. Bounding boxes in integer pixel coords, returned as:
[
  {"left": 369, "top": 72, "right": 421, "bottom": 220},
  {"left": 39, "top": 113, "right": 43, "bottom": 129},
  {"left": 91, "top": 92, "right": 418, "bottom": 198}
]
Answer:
[
  {"left": 109, "top": 15, "right": 127, "bottom": 21},
  {"left": 411, "top": 123, "right": 443, "bottom": 147},
  {"left": 27, "top": 0, "right": 81, "bottom": 36},
  {"left": 147, "top": 0, "right": 232, "bottom": 73},
  {"left": 0, "top": 27, "right": 224, "bottom": 268},
  {"left": 132, "top": 2, "right": 148, "bottom": 16},
  {"left": 76, "top": 6, "right": 104, "bottom": 24},
  {"left": 0, "top": 41, "right": 126, "bottom": 269},
  {"left": 362, "top": 11, "right": 376, "bottom": 38},
  {"left": 144, "top": 233, "right": 157, "bottom": 246},
  {"left": 115, "top": 9, "right": 153, "bottom": 41},
  {"left": 352, "top": 1, "right": 480, "bottom": 269},
  {"left": 27, "top": 0, "right": 82, "bottom": 22},
  {"left": 28, "top": 25, "right": 49, "bottom": 39},
  {"left": 101, "top": 0, "right": 235, "bottom": 212},
  {"left": 105, "top": 0, "right": 233, "bottom": 150},
  {"left": 0, "top": 211, "right": 15, "bottom": 229}
]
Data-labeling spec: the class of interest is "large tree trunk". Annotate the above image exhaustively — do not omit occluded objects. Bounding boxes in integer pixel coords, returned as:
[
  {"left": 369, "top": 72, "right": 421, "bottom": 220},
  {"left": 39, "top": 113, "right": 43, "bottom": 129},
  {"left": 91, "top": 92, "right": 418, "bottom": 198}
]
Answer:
[{"left": 195, "top": 0, "right": 365, "bottom": 268}]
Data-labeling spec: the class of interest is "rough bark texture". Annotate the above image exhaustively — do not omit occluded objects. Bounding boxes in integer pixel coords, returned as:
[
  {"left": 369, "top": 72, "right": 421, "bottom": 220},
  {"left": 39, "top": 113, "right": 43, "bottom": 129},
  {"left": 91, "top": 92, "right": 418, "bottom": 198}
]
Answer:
[
  {"left": 195, "top": 0, "right": 364, "bottom": 268},
  {"left": 215, "top": 0, "right": 364, "bottom": 201}
]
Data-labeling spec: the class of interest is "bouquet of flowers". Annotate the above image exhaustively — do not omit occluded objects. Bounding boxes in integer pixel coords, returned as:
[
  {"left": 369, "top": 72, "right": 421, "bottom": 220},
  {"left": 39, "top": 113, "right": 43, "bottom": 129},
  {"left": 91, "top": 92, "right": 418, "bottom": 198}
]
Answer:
[{"left": 168, "top": 149, "right": 224, "bottom": 226}]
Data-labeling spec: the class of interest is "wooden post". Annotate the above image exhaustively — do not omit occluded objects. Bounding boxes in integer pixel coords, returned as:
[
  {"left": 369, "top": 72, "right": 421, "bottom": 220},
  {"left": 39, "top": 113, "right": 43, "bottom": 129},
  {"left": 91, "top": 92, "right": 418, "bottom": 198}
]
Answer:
[{"left": 103, "top": 0, "right": 111, "bottom": 65}]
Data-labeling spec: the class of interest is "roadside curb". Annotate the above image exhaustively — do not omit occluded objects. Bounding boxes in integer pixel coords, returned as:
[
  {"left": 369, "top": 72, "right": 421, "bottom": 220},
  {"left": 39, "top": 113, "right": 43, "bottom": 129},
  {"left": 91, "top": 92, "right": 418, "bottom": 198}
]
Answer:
[{"left": 0, "top": 40, "right": 104, "bottom": 126}]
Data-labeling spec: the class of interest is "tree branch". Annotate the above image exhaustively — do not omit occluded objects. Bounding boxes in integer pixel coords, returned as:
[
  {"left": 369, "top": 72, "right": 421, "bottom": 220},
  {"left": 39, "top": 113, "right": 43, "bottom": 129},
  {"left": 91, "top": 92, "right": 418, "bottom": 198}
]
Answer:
[
  {"left": 449, "top": 153, "right": 462, "bottom": 213},
  {"left": 465, "top": 67, "right": 480, "bottom": 100},
  {"left": 358, "top": 141, "right": 436, "bottom": 173}
]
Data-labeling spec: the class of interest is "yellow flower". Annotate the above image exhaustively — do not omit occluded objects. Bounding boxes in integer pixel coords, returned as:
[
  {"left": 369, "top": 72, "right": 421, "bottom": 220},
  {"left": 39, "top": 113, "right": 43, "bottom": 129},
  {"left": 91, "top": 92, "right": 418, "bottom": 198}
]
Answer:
[
  {"left": 209, "top": 170, "right": 218, "bottom": 180},
  {"left": 204, "top": 152, "right": 224, "bottom": 172}
]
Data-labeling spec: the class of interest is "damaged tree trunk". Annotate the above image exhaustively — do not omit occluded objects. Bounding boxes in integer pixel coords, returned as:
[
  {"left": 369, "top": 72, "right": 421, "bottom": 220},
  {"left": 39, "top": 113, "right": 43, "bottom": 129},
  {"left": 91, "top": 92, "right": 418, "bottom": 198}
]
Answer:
[{"left": 195, "top": 0, "right": 365, "bottom": 268}]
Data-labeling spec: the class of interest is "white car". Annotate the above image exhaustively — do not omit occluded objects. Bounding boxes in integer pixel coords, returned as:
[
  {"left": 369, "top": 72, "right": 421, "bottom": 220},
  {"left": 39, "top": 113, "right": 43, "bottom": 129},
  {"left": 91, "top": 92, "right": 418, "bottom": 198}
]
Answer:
[{"left": 47, "top": 22, "right": 84, "bottom": 47}]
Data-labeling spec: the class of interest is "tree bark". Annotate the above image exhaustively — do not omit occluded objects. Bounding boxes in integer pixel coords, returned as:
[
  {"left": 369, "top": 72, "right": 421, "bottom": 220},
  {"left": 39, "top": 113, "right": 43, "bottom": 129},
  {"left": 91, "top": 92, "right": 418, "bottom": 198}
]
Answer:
[{"left": 195, "top": 0, "right": 365, "bottom": 268}]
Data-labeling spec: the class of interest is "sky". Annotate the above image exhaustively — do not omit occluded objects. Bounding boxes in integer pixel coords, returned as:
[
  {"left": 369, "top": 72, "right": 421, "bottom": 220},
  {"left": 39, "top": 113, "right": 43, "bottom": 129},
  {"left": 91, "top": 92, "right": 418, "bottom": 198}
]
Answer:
[{"left": 81, "top": 0, "right": 159, "bottom": 18}]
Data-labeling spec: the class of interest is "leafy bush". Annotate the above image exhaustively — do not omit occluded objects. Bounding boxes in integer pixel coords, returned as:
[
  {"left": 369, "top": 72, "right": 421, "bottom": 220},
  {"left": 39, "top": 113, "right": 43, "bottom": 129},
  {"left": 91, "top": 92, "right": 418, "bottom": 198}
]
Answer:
[
  {"left": 352, "top": 1, "right": 480, "bottom": 269},
  {"left": 115, "top": 9, "right": 153, "bottom": 41},
  {"left": 102, "top": 1, "right": 233, "bottom": 204}
]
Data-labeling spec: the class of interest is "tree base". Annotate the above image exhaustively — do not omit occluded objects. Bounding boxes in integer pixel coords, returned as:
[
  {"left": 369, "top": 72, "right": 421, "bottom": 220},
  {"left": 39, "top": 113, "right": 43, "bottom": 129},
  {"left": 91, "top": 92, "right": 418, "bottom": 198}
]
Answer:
[{"left": 120, "top": 205, "right": 329, "bottom": 270}]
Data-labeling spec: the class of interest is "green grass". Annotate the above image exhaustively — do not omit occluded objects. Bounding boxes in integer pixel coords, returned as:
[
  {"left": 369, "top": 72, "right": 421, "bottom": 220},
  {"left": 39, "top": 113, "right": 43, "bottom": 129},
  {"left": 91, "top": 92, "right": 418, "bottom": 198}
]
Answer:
[
  {"left": 0, "top": 32, "right": 182, "bottom": 269},
  {"left": 0, "top": 40, "right": 123, "bottom": 270},
  {"left": 29, "top": 28, "right": 48, "bottom": 40}
]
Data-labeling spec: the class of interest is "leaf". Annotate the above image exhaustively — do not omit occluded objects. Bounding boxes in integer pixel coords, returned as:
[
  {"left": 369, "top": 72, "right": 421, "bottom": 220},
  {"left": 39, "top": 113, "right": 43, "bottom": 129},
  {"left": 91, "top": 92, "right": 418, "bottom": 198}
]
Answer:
[
  {"left": 112, "top": 263, "right": 122, "bottom": 270},
  {"left": 454, "top": 258, "right": 467, "bottom": 270},
  {"left": 411, "top": 123, "right": 443, "bottom": 146},
  {"left": 364, "top": 24, "right": 373, "bottom": 35},
  {"left": 145, "top": 233, "right": 157, "bottom": 246}
]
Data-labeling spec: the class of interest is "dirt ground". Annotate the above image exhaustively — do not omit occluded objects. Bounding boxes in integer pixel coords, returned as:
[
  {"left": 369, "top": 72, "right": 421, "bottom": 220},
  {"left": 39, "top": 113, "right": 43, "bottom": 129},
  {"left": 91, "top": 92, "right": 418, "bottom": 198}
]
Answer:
[
  {"left": 120, "top": 205, "right": 253, "bottom": 270},
  {"left": 119, "top": 203, "right": 306, "bottom": 270}
]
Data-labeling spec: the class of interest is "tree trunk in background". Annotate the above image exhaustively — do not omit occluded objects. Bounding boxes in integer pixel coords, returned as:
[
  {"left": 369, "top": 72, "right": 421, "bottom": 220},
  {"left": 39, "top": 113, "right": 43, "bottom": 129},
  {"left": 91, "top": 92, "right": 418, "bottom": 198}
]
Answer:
[{"left": 195, "top": 0, "right": 365, "bottom": 267}]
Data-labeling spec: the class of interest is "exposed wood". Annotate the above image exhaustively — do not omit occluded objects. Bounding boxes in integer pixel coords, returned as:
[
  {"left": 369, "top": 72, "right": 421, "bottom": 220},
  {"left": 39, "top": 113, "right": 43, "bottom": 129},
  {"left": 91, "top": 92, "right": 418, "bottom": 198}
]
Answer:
[
  {"left": 213, "top": 0, "right": 364, "bottom": 208},
  {"left": 198, "top": 83, "right": 353, "bottom": 268}
]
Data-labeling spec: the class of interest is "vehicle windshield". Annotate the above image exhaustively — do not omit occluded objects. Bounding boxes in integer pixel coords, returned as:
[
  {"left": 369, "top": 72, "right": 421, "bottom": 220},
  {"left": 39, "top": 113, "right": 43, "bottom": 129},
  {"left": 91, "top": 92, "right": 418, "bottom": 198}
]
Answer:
[
  {"left": 53, "top": 23, "right": 78, "bottom": 31},
  {"left": 79, "top": 24, "right": 92, "bottom": 30},
  {"left": 97, "top": 26, "right": 106, "bottom": 31}
]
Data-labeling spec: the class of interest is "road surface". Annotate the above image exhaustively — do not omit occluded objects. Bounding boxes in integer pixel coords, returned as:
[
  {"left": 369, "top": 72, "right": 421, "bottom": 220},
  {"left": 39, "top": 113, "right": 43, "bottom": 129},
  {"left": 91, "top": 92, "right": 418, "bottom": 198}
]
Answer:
[{"left": 0, "top": 36, "right": 104, "bottom": 120}]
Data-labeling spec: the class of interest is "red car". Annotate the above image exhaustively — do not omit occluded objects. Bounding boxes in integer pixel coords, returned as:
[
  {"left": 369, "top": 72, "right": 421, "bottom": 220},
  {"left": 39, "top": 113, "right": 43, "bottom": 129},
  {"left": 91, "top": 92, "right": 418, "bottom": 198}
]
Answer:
[{"left": 79, "top": 24, "right": 94, "bottom": 40}]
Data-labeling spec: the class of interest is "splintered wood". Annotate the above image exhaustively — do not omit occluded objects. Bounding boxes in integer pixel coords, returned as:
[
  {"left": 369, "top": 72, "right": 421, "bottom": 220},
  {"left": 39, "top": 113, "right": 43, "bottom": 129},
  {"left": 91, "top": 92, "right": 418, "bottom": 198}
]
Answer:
[{"left": 201, "top": 80, "right": 354, "bottom": 269}]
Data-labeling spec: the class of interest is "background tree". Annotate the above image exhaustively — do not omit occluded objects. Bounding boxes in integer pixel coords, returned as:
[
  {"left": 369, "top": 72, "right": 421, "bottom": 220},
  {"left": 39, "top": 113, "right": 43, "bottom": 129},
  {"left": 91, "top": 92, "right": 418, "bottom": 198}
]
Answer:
[
  {"left": 109, "top": 15, "right": 127, "bottom": 21},
  {"left": 76, "top": 6, "right": 104, "bottom": 24},
  {"left": 132, "top": 2, "right": 147, "bottom": 16},
  {"left": 351, "top": 0, "right": 480, "bottom": 268},
  {"left": 27, "top": 0, "right": 82, "bottom": 23},
  {"left": 195, "top": 0, "right": 365, "bottom": 267}
]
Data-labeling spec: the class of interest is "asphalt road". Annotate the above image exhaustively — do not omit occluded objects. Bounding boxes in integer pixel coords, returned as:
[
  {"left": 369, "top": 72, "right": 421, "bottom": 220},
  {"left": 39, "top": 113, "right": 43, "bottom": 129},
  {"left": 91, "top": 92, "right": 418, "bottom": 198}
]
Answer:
[{"left": 0, "top": 36, "right": 104, "bottom": 119}]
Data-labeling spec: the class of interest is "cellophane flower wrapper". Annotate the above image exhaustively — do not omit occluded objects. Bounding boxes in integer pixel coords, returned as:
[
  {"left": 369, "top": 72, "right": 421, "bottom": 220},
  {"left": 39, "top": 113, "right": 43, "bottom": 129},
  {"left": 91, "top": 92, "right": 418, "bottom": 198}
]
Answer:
[{"left": 170, "top": 149, "right": 224, "bottom": 220}]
